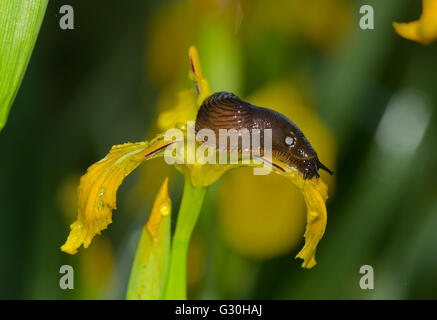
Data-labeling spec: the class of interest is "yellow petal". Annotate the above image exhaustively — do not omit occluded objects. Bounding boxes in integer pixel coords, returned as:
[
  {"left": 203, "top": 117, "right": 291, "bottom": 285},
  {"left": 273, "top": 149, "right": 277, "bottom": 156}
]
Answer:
[
  {"left": 79, "top": 236, "right": 114, "bottom": 298},
  {"left": 422, "top": 0, "right": 437, "bottom": 14},
  {"left": 295, "top": 179, "right": 328, "bottom": 268},
  {"left": 157, "top": 89, "right": 198, "bottom": 131},
  {"left": 188, "top": 46, "right": 211, "bottom": 106},
  {"left": 61, "top": 135, "right": 175, "bottom": 254},
  {"left": 420, "top": 0, "right": 437, "bottom": 40},
  {"left": 393, "top": 21, "right": 428, "bottom": 44},
  {"left": 393, "top": 0, "right": 437, "bottom": 45},
  {"left": 156, "top": 46, "right": 211, "bottom": 133}
]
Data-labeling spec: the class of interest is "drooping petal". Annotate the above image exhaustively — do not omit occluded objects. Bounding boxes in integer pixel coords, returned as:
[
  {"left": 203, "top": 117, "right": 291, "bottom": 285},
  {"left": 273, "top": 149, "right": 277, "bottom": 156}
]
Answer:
[
  {"left": 61, "top": 135, "right": 176, "bottom": 254},
  {"left": 233, "top": 156, "right": 329, "bottom": 268},
  {"left": 295, "top": 179, "right": 328, "bottom": 268},
  {"left": 264, "top": 159, "right": 328, "bottom": 268}
]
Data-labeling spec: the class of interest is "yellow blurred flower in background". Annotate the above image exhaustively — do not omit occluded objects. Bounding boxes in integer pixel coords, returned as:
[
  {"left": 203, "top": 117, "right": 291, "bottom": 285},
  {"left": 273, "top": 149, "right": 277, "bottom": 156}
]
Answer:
[
  {"left": 79, "top": 237, "right": 114, "bottom": 299},
  {"left": 218, "top": 81, "right": 336, "bottom": 260},
  {"left": 393, "top": 0, "right": 437, "bottom": 45},
  {"left": 293, "top": 0, "right": 351, "bottom": 51},
  {"left": 146, "top": 0, "right": 352, "bottom": 90},
  {"left": 146, "top": 0, "right": 236, "bottom": 87},
  {"left": 244, "top": 0, "right": 351, "bottom": 52},
  {"left": 57, "top": 173, "right": 81, "bottom": 222}
]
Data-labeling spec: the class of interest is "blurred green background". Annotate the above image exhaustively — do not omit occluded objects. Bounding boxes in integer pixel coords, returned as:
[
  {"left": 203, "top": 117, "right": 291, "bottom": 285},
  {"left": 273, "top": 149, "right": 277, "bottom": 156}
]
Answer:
[{"left": 1, "top": 0, "right": 436, "bottom": 299}]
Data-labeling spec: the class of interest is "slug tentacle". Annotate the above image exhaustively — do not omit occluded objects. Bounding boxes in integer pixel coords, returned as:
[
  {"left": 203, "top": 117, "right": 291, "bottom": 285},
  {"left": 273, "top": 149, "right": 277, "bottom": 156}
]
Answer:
[
  {"left": 195, "top": 91, "right": 333, "bottom": 179},
  {"left": 317, "top": 160, "right": 334, "bottom": 175}
]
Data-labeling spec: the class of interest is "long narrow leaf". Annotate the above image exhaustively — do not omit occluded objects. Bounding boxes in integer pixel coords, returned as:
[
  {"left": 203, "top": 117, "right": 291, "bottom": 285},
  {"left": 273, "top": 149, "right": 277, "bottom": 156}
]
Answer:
[{"left": 0, "top": 0, "right": 48, "bottom": 132}]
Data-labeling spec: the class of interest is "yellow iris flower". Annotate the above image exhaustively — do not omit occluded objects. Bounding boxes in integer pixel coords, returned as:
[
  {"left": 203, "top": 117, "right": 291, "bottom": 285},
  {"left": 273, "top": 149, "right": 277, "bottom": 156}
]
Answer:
[
  {"left": 61, "top": 46, "right": 330, "bottom": 269},
  {"left": 393, "top": 0, "right": 437, "bottom": 45}
]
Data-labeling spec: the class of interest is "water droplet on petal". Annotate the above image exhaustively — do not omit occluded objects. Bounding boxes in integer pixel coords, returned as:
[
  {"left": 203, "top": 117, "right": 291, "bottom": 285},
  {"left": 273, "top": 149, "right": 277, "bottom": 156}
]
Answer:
[
  {"left": 160, "top": 205, "right": 170, "bottom": 216},
  {"left": 97, "top": 188, "right": 105, "bottom": 209}
]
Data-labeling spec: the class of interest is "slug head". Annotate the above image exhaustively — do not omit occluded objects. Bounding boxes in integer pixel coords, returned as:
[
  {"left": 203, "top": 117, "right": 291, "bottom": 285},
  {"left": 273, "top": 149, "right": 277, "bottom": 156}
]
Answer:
[{"left": 267, "top": 110, "right": 333, "bottom": 179}]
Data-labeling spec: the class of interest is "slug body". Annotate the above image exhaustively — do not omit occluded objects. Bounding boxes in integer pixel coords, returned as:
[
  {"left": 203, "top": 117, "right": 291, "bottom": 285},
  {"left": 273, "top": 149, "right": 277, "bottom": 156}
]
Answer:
[{"left": 195, "top": 91, "right": 333, "bottom": 179}]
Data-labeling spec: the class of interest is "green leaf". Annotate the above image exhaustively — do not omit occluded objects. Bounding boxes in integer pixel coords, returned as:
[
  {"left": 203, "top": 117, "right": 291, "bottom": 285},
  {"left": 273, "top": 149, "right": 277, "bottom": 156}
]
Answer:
[
  {"left": 0, "top": 0, "right": 48, "bottom": 132},
  {"left": 126, "top": 178, "right": 172, "bottom": 300}
]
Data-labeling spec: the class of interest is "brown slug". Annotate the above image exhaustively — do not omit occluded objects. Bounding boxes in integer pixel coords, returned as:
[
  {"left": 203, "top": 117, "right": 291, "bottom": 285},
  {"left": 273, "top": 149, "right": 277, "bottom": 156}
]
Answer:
[{"left": 195, "top": 91, "right": 333, "bottom": 179}]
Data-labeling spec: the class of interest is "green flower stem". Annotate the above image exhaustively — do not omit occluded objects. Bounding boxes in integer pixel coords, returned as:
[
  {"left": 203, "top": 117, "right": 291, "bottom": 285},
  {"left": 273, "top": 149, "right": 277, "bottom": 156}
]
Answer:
[
  {"left": 0, "top": 0, "right": 48, "bottom": 133},
  {"left": 164, "top": 179, "right": 207, "bottom": 299}
]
